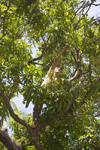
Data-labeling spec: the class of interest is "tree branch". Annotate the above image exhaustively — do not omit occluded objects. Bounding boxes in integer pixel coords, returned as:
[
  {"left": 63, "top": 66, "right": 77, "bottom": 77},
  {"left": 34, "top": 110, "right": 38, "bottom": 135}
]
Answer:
[
  {"left": 0, "top": 130, "right": 22, "bottom": 150},
  {"left": 28, "top": 37, "right": 53, "bottom": 64},
  {"left": 89, "top": 3, "right": 100, "bottom": 6},
  {"left": 0, "top": 115, "right": 22, "bottom": 150},
  {"left": 0, "top": 92, "right": 31, "bottom": 133},
  {"left": 69, "top": 68, "right": 82, "bottom": 81},
  {"left": 31, "top": 134, "right": 44, "bottom": 150}
]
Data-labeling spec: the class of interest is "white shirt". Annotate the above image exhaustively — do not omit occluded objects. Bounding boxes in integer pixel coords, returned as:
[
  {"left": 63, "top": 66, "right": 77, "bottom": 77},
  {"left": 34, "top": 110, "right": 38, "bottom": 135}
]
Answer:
[{"left": 41, "top": 67, "right": 55, "bottom": 87}]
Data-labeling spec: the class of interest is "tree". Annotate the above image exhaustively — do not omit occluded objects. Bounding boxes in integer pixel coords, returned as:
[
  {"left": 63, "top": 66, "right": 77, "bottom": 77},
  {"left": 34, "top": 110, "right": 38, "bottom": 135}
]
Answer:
[{"left": 0, "top": 0, "right": 100, "bottom": 149}]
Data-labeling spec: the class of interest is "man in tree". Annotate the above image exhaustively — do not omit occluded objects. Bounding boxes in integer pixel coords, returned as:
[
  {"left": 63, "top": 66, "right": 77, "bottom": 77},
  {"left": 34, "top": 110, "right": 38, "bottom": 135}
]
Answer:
[
  {"left": 41, "top": 44, "right": 68, "bottom": 86},
  {"left": 41, "top": 44, "right": 82, "bottom": 87}
]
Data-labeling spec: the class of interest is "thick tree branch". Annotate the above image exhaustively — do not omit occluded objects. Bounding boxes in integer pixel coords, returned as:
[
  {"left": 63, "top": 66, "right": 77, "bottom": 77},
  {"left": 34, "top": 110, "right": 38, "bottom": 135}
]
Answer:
[
  {"left": 0, "top": 116, "right": 22, "bottom": 150},
  {"left": 1, "top": 118, "right": 7, "bottom": 132},
  {"left": 69, "top": 68, "right": 82, "bottom": 81},
  {"left": 31, "top": 134, "right": 44, "bottom": 150},
  {"left": 37, "top": 122, "right": 48, "bottom": 133},
  {"left": 0, "top": 130, "right": 22, "bottom": 150},
  {"left": 0, "top": 93, "right": 45, "bottom": 150},
  {"left": 0, "top": 92, "right": 31, "bottom": 133}
]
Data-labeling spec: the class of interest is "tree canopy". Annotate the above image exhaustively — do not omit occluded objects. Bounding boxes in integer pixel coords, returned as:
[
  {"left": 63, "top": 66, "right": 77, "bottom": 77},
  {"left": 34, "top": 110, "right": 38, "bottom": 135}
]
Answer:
[{"left": 0, "top": 0, "right": 100, "bottom": 150}]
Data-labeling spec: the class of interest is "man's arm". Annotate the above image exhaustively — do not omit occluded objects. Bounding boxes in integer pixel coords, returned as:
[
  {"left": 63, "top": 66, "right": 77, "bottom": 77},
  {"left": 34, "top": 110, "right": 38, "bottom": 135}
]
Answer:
[{"left": 51, "top": 44, "right": 68, "bottom": 69}]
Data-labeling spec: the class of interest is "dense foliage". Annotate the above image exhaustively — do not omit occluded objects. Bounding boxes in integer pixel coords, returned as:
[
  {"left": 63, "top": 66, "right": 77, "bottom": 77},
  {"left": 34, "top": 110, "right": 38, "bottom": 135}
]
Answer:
[{"left": 0, "top": 0, "right": 100, "bottom": 150}]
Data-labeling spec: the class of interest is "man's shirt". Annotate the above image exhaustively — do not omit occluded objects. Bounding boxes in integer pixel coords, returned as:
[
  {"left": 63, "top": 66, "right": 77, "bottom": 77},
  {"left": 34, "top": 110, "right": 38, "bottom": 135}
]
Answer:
[
  {"left": 41, "top": 67, "right": 64, "bottom": 87},
  {"left": 41, "top": 67, "right": 55, "bottom": 87}
]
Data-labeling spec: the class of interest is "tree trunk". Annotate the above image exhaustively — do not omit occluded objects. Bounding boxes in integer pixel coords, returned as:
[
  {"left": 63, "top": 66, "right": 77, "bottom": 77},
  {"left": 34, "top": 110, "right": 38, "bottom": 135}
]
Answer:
[
  {"left": 31, "top": 130, "right": 44, "bottom": 150},
  {"left": 32, "top": 136, "right": 44, "bottom": 150},
  {"left": 0, "top": 119, "right": 22, "bottom": 150}
]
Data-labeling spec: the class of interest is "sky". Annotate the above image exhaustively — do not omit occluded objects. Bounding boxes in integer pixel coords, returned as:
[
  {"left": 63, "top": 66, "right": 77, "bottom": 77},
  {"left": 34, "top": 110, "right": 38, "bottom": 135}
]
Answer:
[
  {"left": 88, "top": 0, "right": 100, "bottom": 18},
  {"left": 13, "top": 1, "right": 100, "bottom": 115}
]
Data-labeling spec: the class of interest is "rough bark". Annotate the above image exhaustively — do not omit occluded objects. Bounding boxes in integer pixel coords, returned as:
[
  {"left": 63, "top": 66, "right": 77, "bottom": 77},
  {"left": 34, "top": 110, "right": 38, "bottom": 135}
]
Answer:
[
  {"left": 0, "top": 92, "right": 45, "bottom": 150},
  {"left": 0, "top": 131, "right": 22, "bottom": 150},
  {"left": 0, "top": 92, "right": 31, "bottom": 132},
  {"left": 0, "top": 118, "right": 22, "bottom": 150},
  {"left": 31, "top": 129, "right": 44, "bottom": 150},
  {"left": 69, "top": 68, "right": 82, "bottom": 81}
]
